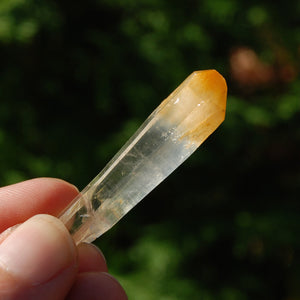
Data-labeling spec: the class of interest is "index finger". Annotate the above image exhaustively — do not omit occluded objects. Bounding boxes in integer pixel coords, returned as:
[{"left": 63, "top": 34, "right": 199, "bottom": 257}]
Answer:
[{"left": 0, "top": 178, "right": 79, "bottom": 232}]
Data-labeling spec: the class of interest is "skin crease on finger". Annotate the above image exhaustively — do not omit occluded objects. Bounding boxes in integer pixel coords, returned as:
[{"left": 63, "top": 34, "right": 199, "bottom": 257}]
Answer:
[{"left": 0, "top": 264, "right": 78, "bottom": 300}]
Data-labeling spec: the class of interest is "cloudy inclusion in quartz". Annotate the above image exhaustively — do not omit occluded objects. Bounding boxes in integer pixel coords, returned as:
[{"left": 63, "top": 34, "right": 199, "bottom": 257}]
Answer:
[{"left": 59, "top": 70, "right": 227, "bottom": 244}]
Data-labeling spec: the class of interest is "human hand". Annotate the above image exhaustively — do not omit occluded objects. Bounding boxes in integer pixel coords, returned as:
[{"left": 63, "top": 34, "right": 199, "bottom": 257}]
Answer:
[{"left": 0, "top": 178, "right": 127, "bottom": 300}]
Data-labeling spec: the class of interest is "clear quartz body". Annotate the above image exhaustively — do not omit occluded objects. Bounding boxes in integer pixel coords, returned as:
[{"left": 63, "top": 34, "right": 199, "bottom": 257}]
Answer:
[{"left": 59, "top": 70, "right": 227, "bottom": 244}]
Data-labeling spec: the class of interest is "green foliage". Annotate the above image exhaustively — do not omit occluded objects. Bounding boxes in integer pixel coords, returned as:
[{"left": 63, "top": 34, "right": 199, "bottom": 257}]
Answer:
[{"left": 0, "top": 0, "right": 299, "bottom": 299}]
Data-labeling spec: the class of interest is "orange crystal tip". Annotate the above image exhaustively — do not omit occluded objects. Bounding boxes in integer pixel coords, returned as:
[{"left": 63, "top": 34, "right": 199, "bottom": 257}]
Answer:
[
  {"left": 159, "top": 69, "right": 227, "bottom": 146},
  {"left": 189, "top": 69, "right": 227, "bottom": 116},
  {"left": 181, "top": 69, "right": 227, "bottom": 145}
]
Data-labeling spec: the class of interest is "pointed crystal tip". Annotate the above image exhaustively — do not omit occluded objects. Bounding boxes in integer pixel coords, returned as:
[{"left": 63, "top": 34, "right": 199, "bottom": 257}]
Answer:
[
  {"left": 160, "top": 69, "right": 227, "bottom": 147},
  {"left": 190, "top": 69, "right": 227, "bottom": 115}
]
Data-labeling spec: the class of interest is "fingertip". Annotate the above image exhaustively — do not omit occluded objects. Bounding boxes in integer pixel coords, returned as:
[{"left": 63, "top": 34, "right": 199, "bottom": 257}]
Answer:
[
  {"left": 0, "top": 178, "right": 79, "bottom": 232},
  {"left": 77, "top": 243, "right": 108, "bottom": 273},
  {"left": 0, "top": 214, "right": 76, "bottom": 284},
  {"left": 0, "top": 214, "right": 78, "bottom": 299},
  {"left": 45, "top": 178, "right": 79, "bottom": 194},
  {"left": 66, "top": 272, "right": 127, "bottom": 300}
]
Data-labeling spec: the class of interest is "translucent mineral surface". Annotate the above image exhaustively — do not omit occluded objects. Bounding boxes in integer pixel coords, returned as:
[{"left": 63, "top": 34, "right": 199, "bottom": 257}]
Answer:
[{"left": 59, "top": 70, "right": 227, "bottom": 244}]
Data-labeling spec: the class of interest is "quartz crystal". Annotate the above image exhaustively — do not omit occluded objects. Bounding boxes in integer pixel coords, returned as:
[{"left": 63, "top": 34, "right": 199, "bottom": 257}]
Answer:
[{"left": 59, "top": 70, "right": 227, "bottom": 244}]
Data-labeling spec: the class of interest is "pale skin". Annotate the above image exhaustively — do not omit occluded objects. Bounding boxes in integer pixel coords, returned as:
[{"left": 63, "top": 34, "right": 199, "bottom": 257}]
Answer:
[{"left": 0, "top": 178, "right": 127, "bottom": 300}]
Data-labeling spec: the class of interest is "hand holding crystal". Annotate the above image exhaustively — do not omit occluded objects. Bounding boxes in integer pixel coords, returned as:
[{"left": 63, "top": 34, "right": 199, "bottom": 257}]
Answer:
[{"left": 0, "top": 178, "right": 127, "bottom": 300}]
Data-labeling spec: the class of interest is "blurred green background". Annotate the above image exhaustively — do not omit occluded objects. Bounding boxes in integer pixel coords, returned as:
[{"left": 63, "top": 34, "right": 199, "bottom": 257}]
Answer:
[{"left": 0, "top": 0, "right": 299, "bottom": 299}]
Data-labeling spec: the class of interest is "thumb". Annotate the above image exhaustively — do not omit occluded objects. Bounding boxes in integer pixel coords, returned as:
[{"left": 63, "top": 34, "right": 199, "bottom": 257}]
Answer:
[{"left": 0, "top": 214, "right": 77, "bottom": 300}]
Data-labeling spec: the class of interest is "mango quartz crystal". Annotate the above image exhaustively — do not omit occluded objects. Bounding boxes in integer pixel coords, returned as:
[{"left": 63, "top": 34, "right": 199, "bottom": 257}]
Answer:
[{"left": 59, "top": 70, "right": 227, "bottom": 244}]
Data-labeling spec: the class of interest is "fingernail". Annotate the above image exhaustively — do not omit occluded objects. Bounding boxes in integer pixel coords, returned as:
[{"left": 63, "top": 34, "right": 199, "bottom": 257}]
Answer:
[
  {"left": 0, "top": 214, "right": 76, "bottom": 285},
  {"left": 0, "top": 224, "right": 20, "bottom": 245}
]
